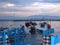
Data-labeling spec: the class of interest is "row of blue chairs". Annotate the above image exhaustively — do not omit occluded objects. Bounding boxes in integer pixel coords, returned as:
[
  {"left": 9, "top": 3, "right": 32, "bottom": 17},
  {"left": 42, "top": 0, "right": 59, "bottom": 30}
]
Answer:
[{"left": 0, "top": 27, "right": 25, "bottom": 45}]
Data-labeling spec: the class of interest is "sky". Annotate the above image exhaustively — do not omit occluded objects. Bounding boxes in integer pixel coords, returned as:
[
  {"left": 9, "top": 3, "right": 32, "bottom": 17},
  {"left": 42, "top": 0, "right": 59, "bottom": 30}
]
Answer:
[{"left": 0, "top": 0, "right": 60, "bottom": 17}]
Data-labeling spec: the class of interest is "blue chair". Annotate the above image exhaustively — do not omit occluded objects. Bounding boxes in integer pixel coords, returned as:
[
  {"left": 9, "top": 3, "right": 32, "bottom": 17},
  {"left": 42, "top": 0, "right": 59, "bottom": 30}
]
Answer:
[
  {"left": 42, "top": 28, "right": 54, "bottom": 36},
  {"left": 51, "top": 34, "right": 60, "bottom": 45},
  {"left": 16, "top": 26, "right": 25, "bottom": 45},
  {"left": 0, "top": 31, "right": 6, "bottom": 45},
  {"left": 7, "top": 29, "right": 16, "bottom": 45}
]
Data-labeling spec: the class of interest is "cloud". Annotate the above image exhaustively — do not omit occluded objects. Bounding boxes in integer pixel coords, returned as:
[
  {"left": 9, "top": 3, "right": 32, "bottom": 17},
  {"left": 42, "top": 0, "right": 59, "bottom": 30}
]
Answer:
[
  {"left": 0, "top": 0, "right": 60, "bottom": 7},
  {"left": 0, "top": 2, "right": 60, "bottom": 17},
  {"left": 5, "top": 3, "right": 15, "bottom": 7},
  {"left": 13, "top": 2, "right": 60, "bottom": 16},
  {"left": 0, "top": 3, "right": 16, "bottom": 8}
]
